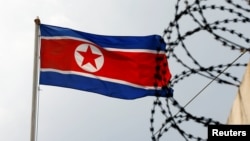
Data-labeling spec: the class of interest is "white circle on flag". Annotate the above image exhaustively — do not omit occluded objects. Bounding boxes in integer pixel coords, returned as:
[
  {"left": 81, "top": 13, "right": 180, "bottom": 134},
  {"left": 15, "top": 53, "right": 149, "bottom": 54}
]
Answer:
[{"left": 74, "top": 43, "right": 104, "bottom": 72}]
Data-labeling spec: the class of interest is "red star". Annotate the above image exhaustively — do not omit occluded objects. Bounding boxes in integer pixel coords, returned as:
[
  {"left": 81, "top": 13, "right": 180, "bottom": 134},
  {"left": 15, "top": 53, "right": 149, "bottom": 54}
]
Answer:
[{"left": 77, "top": 45, "right": 101, "bottom": 69}]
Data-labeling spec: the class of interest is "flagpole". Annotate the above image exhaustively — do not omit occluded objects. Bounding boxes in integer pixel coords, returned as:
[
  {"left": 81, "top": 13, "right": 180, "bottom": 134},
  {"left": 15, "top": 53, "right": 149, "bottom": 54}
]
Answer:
[{"left": 30, "top": 17, "right": 40, "bottom": 141}]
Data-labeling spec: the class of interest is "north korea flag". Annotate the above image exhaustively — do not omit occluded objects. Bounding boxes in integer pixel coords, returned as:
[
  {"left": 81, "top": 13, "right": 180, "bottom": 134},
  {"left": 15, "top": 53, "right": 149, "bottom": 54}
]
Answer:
[{"left": 39, "top": 24, "right": 172, "bottom": 99}]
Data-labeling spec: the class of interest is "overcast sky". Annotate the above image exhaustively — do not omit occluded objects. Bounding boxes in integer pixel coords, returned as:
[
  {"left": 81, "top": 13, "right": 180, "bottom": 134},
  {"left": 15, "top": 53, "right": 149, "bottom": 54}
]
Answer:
[{"left": 0, "top": 0, "right": 249, "bottom": 141}]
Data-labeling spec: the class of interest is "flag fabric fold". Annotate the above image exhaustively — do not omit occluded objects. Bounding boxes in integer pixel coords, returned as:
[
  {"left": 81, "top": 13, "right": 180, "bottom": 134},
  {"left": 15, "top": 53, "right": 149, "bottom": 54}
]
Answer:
[
  {"left": 227, "top": 60, "right": 250, "bottom": 124},
  {"left": 39, "top": 24, "right": 172, "bottom": 99}
]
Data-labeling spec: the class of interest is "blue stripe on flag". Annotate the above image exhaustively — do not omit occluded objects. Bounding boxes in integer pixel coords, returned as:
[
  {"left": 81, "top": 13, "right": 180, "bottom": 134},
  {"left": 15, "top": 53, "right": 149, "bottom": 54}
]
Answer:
[
  {"left": 40, "top": 24, "right": 166, "bottom": 50},
  {"left": 40, "top": 72, "right": 172, "bottom": 100}
]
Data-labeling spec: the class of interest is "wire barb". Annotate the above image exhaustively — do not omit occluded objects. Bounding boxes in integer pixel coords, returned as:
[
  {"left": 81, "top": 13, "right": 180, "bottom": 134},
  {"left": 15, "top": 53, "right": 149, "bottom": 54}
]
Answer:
[{"left": 151, "top": 0, "right": 250, "bottom": 140}]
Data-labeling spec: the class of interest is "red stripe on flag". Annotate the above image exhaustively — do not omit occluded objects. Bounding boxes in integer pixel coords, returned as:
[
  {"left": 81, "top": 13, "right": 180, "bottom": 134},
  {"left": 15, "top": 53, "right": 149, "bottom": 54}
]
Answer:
[{"left": 40, "top": 39, "right": 171, "bottom": 87}]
